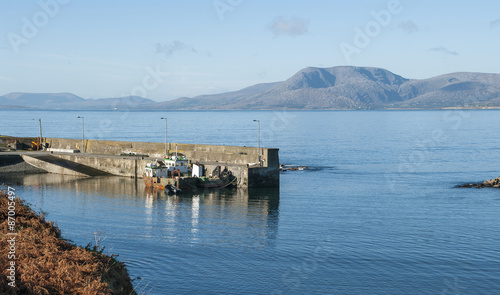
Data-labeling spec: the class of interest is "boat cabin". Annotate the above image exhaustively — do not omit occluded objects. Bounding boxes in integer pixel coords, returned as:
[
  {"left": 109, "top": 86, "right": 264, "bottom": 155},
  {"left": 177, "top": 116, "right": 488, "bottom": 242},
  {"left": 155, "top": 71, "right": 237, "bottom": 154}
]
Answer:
[{"left": 144, "top": 156, "right": 189, "bottom": 178}]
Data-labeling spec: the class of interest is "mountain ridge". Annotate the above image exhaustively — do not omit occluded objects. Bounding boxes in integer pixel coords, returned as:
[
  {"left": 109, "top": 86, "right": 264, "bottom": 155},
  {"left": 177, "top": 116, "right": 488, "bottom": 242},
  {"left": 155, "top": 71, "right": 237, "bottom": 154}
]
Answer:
[{"left": 2, "top": 66, "right": 500, "bottom": 110}]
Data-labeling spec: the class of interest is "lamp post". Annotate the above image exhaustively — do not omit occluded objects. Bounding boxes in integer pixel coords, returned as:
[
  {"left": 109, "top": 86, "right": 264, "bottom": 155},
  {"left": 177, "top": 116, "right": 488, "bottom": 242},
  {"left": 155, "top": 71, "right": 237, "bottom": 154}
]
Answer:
[
  {"left": 253, "top": 120, "right": 260, "bottom": 166},
  {"left": 161, "top": 117, "right": 167, "bottom": 156},
  {"left": 33, "top": 118, "right": 42, "bottom": 150},
  {"left": 77, "top": 116, "right": 84, "bottom": 153}
]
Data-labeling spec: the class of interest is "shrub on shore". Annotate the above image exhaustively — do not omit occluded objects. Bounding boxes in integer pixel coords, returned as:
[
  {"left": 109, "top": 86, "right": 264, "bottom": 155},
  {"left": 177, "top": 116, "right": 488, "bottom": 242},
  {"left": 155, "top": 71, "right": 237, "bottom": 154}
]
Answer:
[{"left": 0, "top": 192, "right": 136, "bottom": 295}]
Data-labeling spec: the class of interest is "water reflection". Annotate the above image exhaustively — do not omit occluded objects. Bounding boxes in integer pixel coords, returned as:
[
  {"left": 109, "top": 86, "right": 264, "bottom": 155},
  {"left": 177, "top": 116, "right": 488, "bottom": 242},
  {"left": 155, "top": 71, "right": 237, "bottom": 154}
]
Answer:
[
  {"left": 142, "top": 186, "right": 280, "bottom": 247},
  {"left": 2, "top": 173, "right": 84, "bottom": 187},
  {"left": 1, "top": 174, "right": 280, "bottom": 247}
]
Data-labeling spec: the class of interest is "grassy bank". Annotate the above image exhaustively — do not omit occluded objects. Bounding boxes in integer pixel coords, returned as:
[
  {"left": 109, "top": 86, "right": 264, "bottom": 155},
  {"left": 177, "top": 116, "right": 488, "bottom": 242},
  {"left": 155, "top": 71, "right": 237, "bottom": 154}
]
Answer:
[{"left": 0, "top": 192, "right": 136, "bottom": 294}]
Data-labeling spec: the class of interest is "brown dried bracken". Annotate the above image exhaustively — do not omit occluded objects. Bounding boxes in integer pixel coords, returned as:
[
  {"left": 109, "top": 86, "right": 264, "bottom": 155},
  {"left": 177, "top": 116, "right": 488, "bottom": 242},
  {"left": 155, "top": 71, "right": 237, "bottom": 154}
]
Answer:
[{"left": 0, "top": 192, "right": 136, "bottom": 295}]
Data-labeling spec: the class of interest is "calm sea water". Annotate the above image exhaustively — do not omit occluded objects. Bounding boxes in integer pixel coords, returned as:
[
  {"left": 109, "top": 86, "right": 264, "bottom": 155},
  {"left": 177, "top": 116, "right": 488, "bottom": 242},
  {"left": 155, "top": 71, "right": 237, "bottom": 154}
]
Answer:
[{"left": 1, "top": 110, "right": 500, "bottom": 294}]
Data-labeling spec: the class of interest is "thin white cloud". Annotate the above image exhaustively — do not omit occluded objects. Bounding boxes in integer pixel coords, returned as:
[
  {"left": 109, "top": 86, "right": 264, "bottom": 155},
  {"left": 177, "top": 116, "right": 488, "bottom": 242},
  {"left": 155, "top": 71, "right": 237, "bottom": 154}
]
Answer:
[
  {"left": 45, "top": 53, "right": 143, "bottom": 69},
  {"left": 429, "top": 46, "right": 459, "bottom": 56},
  {"left": 155, "top": 41, "right": 197, "bottom": 58},
  {"left": 491, "top": 18, "right": 500, "bottom": 27},
  {"left": 399, "top": 20, "right": 419, "bottom": 34},
  {"left": 0, "top": 76, "right": 14, "bottom": 82},
  {"left": 268, "top": 17, "right": 309, "bottom": 37}
]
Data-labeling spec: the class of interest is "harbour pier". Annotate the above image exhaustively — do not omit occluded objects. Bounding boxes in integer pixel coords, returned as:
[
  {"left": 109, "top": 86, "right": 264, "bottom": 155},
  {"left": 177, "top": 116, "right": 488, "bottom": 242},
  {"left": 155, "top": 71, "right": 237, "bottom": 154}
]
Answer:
[{"left": 0, "top": 136, "right": 279, "bottom": 188}]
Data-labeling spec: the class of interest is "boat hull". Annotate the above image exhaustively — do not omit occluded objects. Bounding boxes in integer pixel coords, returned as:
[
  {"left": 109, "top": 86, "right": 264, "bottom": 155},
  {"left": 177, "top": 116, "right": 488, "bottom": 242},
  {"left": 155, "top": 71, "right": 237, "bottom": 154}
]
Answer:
[{"left": 143, "top": 175, "right": 236, "bottom": 191}]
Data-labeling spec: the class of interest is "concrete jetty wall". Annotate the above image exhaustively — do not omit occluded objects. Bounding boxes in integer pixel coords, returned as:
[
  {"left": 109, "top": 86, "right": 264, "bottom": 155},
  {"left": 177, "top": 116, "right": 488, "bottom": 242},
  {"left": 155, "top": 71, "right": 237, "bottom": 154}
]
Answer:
[
  {"left": 45, "top": 137, "right": 276, "bottom": 167},
  {"left": 1, "top": 136, "right": 279, "bottom": 187}
]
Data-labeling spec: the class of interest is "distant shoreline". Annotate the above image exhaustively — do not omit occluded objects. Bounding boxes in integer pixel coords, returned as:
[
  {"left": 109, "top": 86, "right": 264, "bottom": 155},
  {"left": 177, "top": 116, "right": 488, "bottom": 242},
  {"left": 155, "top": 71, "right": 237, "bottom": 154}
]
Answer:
[
  {"left": 441, "top": 106, "right": 500, "bottom": 110},
  {"left": 2, "top": 107, "right": 500, "bottom": 111},
  {"left": 3, "top": 67, "right": 500, "bottom": 110}
]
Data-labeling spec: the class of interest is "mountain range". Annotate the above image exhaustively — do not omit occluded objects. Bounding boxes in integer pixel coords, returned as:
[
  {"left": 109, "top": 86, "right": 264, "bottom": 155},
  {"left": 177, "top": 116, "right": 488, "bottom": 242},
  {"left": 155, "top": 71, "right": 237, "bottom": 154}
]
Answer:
[{"left": 2, "top": 66, "right": 500, "bottom": 110}]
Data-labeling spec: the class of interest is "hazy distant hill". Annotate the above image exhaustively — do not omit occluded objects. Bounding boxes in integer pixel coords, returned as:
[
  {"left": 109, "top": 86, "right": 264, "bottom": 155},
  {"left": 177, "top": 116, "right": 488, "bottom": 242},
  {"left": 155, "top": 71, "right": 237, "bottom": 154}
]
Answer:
[
  {"left": 156, "top": 66, "right": 500, "bottom": 110},
  {"left": 75, "top": 96, "right": 156, "bottom": 110},
  {"left": 394, "top": 72, "right": 500, "bottom": 108},
  {"left": 2, "top": 66, "right": 500, "bottom": 110},
  {"left": 0, "top": 93, "right": 156, "bottom": 110},
  {"left": 154, "top": 82, "right": 280, "bottom": 110},
  {"left": 239, "top": 66, "right": 409, "bottom": 109},
  {"left": 0, "top": 92, "right": 85, "bottom": 109}
]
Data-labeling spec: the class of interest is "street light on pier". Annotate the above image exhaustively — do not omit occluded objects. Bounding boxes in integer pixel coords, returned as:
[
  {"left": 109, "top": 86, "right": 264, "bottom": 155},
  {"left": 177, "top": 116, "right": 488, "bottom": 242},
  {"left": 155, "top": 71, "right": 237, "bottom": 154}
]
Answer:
[
  {"left": 253, "top": 120, "right": 261, "bottom": 166},
  {"left": 161, "top": 117, "right": 168, "bottom": 156},
  {"left": 77, "top": 116, "right": 84, "bottom": 153},
  {"left": 32, "top": 118, "right": 42, "bottom": 151}
]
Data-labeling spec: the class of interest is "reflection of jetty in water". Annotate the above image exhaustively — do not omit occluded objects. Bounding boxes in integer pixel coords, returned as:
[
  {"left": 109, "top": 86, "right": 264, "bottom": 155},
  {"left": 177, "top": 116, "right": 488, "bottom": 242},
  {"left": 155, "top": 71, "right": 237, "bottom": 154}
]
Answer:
[
  {"left": 1, "top": 174, "right": 143, "bottom": 198},
  {"left": 142, "top": 186, "right": 280, "bottom": 246},
  {"left": 1, "top": 174, "right": 280, "bottom": 247}
]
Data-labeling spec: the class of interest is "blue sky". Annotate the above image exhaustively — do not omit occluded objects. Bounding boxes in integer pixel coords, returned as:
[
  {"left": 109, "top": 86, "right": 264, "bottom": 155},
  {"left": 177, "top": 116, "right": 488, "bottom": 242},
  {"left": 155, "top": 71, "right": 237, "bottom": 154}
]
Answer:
[{"left": 1, "top": 0, "right": 500, "bottom": 101}]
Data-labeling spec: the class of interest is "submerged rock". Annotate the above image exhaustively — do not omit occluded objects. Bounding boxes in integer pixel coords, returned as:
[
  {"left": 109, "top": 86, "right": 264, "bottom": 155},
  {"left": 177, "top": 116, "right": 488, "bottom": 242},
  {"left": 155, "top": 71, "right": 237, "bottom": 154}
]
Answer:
[
  {"left": 279, "top": 164, "right": 308, "bottom": 171},
  {"left": 483, "top": 176, "right": 500, "bottom": 188},
  {"left": 458, "top": 176, "right": 500, "bottom": 188}
]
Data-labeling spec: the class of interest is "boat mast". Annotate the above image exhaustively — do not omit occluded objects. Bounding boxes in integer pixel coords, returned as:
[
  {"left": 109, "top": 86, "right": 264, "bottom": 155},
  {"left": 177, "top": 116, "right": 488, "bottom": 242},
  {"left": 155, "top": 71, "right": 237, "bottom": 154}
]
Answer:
[{"left": 161, "top": 117, "right": 167, "bottom": 156}]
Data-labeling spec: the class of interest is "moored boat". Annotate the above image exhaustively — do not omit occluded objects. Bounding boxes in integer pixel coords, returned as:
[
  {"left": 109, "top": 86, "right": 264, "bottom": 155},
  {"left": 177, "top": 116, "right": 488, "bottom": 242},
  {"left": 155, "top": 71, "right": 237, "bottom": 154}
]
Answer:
[{"left": 143, "top": 155, "right": 236, "bottom": 193}]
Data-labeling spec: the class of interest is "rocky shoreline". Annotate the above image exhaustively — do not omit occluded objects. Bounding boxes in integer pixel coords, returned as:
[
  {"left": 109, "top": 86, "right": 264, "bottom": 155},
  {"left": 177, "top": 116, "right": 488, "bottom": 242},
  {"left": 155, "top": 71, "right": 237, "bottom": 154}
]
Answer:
[{"left": 458, "top": 176, "right": 500, "bottom": 188}]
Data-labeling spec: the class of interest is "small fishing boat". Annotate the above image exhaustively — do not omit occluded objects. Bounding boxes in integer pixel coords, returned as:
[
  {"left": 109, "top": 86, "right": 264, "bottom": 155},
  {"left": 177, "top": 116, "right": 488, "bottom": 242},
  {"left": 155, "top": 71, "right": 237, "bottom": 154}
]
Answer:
[{"left": 143, "top": 155, "right": 237, "bottom": 193}]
